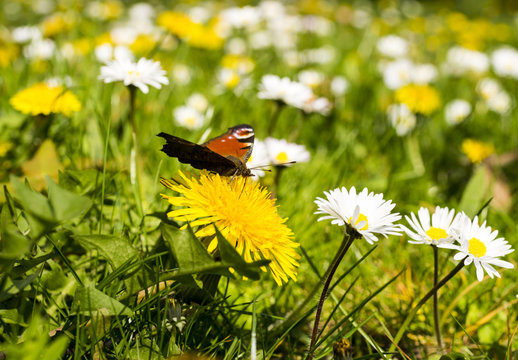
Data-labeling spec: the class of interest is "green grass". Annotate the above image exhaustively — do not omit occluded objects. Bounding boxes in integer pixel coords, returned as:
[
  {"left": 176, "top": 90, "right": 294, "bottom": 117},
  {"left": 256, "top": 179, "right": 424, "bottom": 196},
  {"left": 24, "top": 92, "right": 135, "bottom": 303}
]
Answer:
[{"left": 1, "top": 1, "right": 518, "bottom": 359}]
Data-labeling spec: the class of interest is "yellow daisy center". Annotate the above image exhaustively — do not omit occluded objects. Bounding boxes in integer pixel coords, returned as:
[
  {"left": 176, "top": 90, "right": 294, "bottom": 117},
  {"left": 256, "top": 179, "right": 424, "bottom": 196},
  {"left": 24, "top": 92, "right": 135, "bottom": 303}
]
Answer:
[
  {"left": 354, "top": 213, "right": 368, "bottom": 231},
  {"left": 468, "top": 237, "right": 487, "bottom": 258},
  {"left": 426, "top": 227, "right": 448, "bottom": 241},
  {"left": 275, "top": 151, "right": 289, "bottom": 163}
]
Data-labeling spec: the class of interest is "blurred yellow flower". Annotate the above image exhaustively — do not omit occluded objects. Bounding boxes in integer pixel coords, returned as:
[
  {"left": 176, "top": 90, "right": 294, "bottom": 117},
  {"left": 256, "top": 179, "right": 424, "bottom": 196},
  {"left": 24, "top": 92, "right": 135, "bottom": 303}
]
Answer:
[
  {"left": 461, "top": 139, "right": 494, "bottom": 164},
  {"left": 0, "top": 142, "right": 13, "bottom": 157},
  {"left": 10, "top": 83, "right": 81, "bottom": 116},
  {"left": 157, "top": 11, "right": 223, "bottom": 50},
  {"left": 130, "top": 34, "right": 157, "bottom": 56},
  {"left": 42, "top": 13, "right": 74, "bottom": 37},
  {"left": 161, "top": 171, "right": 300, "bottom": 285},
  {"left": 0, "top": 41, "right": 18, "bottom": 67},
  {"left": 221, "top": 54, "right": 255, "bottom": 74},
  {"left": 395, "top": 84, "right": 441, "bottom": 115}
]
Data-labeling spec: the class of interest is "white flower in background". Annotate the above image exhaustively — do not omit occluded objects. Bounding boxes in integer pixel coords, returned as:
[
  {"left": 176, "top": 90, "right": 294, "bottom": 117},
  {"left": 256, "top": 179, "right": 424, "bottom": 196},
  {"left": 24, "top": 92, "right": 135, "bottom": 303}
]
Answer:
[
  {"left": 220, "top": 6, "right": 262, "bottom": 30},
  {"left": 257, "top": 75, "right": 313, "bottom": 109},
  {"left": 172, "top": 64, "right": 192, "bottom": 85},
  {"left": 99, "top": 57, "right": 169, "bottom": 94},
  {"left": 186, "top": 93, "right": 209, "bottom": 113},
  {"left": 259, "top": 0, "right": 286, "bottom": 19},
  {"left": 444, "top": 46, "right": 489, "bottom": 76},
  {"left": 491, "top": 47, "right": 518, "bottom": 79},
  {"left": 110, "top": 26, "right": 138, "bottom": 46},
  {"left": 12, "top": 26, "right": 42, "bottom": 43},
  {"left": 412, "top": 63, "right": 438, "bottom": 84},
  {"left": 445, "top": 99, "right": 472, "bottom": 125},
  {"left": 487, "top": 91, "right": 511, "bottom": 114},
  {"left": 387, "top": 103, "right": 416, "bottom": 136},
  {"left": 283, "top": 50, "right": 303, "bottom": 67},
  {"left": 189, "top": 6, "right": 211, "bottom": 24},
  {"left": 226, "top": 37, "right": 248, "bottom": 55},
  {"left": 382, "top": 59, "right": 414, "bottom": 90},
  {"left": 264, "top": 137, "right": 310, "bottom": 166},
  {"left": 300, "top": 15, "right": 334, "bottom": 36},
  {"left": 402, "top": 206, "right": 462, "bottom": 245},
  {"left": 217, "top": 68, "right": 241, "bottom": 89},
  {"left": 302, "top": 46, "right": 336, "bottom": 64},
  {"left": 23, "top": 38, "right": 56, "bottom": 59},
  {"left": 439, "top": 215, "right": 515, "bottom": 281},
  {"left": 477, "top": 78, "right": 501, "bottom": 100},
  {"left": 249, "top": 30, "right": 273, "bottom": 49},
  {"left": 315, "top": 187, "right": 402, "bottom": 244},
  {"left": 173, "top": 106, "right": 206, "bottom": 130},
  {"left": 298, "top": 70, "right": 325, "bottom": 89},
  {"left": 331, "top": 76, "right": 349, "bottom": 96},
  {"left": 303, "top": 97, "right": 332, "bottom": 115},
  {"left": 246, "top": 140, "right": 269, "bottom": 179},
  {"left": 129, "top": 2, "right": 155, "bottom": 22},
  {"left": 376, "top": 35, "right": 408, "bottom": 58},
  {"left": 95, "top": 43, "right": 134, "bottom": 63}
]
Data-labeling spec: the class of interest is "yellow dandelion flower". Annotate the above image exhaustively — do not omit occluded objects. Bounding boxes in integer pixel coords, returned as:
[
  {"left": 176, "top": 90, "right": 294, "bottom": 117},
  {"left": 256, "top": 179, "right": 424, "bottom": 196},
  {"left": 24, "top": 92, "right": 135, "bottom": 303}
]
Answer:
[
  {"left": 0, "top": 41, "right": 18, "bottom": 67},
  {"left": 10, "top": 82, "right": 81, "bottom": 117},
  {"left": 221, "top": 54, "right": 255, "bottom": 74},
  {"left": 394, "top": 84, "right": 441, "bottom": 115},
  {"left": 461, "top": 139, "right": 494, "bottom": 164},
  {"left": 130, "top": 34, "right": 157, "bottom": 56},
  {"left": 42, "top": 13, "right": 74, "bottom": 38},
  {"left": 161, "top": 171, "right": 300, "bottom": 285}
]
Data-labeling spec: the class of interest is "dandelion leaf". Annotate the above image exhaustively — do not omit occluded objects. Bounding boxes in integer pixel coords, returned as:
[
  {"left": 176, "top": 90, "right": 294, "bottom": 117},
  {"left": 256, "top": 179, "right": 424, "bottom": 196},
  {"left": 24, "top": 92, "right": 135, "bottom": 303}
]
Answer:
[
  {"left": 459, "top": 165, "right": 490, "bottom": 217},
  {"left": 74, "top": 283, "right": 132, "bottom": 316},
  {"left": 0, "top": 205, "right": 31, "bottom": 260},
  {"left": 74, "top": 234, "right": 138, "bottom": 270},
  {"left": 47, "top": 177, "right": 93, "bottom": 222},
  {"left": 10, "top": 175, "right": 55, "bottom": 222}
]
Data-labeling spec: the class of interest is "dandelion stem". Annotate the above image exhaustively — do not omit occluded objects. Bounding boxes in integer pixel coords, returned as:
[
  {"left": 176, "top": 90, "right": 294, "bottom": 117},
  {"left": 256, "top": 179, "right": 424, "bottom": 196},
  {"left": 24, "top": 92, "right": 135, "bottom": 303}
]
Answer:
[
  {"left": 390, "top": 258, "right": 466, "bottom": 353},
  {"left": 433, "top": 246, "right": 443, "bottom": 350},
  {"left": 128, "top": 85, "right": 144, "bottom": 218},
  {"left": 307, "top": 230, "right": 359, "bottom": 359}
]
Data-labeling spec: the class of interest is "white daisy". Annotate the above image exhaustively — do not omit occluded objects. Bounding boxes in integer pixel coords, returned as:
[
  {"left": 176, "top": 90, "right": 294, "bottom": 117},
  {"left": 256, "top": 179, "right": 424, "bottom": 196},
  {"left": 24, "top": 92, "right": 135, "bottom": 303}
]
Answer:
[
  {"left": 402, "top": 206, "right": 462, "bottom": 245},
  {"left": 376, "top": 35, "right": 408, "bottom": 58},
  {"left": 387, "top": 103, "right": 416, "bottom": 136},
  {"left": 246, "top": 140, "right": 269, "bottom": 179},
  {"left": 98, "top": 57, "right": 169, "bottom": 94},
  {"left": 298, "top": 70, "right": 325, "bottom": 89},
  {"left": 443, "top": 46, "right": 489, "bottom": 76},
  {"left": 439, "top": 215, "right": 515, "bottom": 281},
  {"left": 330, "top": 76, "right": 349, "bottom": 96},
  {"left": 444, "top": 99, "right": 471, "bottom": 125},
  {"left": 186, "top": 93, "right": 209, "bottom": 113},
  {"left": 303, "top": 97, "right": 332, "bottom": 115},
  {"left": 381, "top": 59, "right": 414, "bottom": 90},
  {"left": 491, "top": 47, "right": 518, "bottom": 79},
  {"left": 173, "top": 106, "right": 205, "bottom": 130},
  {"left": 257, "top": 75, "right": 314, "bottom": 109},
  {"left": 264, "top": 137, "right": 310, "bottom": 166},
  {"left": 315, "top": 187, "right": 402, "bottom": 244}
]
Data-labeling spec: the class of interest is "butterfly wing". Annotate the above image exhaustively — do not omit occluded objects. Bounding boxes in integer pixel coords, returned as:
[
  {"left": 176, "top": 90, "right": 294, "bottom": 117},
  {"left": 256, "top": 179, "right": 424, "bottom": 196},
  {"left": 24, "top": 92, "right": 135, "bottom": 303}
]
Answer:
[
  {"left": 158, "top": 132, "right": 242, "bottom": 176},
  {"left": 203, "top": 124, "right": 255, "bottom": 165}
]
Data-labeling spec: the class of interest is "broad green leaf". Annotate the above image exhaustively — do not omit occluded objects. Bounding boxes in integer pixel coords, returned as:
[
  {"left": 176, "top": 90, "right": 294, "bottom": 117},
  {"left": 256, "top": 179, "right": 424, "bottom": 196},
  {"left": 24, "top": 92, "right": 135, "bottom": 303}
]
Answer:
[
  {"left": 215, "top": 226, "right": 269, "bottom": 280},
  {"left": 47, "top": 177, "right": 93, "bottom": 222},
  {"left": 458, "top": 165, "right": 489, "bottom": 217},
  {"left": 10, "top": 176, "right": 55, "bottom": 222},
  {"left": 74, "top": 234, "right": 138, "bottom": 269},
  {"left": 74, "top": 283, "right": 132, "bottom": 315},
  {"left": 0, "top": 308, "right": 28, "bottom": 326},
  {"left": 0, "top": 205, "right": 31, "bottom": 259}
]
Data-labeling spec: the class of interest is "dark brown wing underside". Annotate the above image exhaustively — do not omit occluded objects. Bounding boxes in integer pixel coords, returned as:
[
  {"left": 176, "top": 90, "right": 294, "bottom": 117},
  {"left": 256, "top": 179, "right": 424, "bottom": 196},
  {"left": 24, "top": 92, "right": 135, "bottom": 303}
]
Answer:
[{"left": 157, "top": 132, "right": 247, "bottom": 176}]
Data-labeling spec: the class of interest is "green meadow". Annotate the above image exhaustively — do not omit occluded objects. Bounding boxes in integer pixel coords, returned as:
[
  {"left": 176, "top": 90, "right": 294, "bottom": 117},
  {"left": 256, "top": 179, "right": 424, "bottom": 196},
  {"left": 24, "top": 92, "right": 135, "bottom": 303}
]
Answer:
[{"left": 1, "top": 1, "right": 517, "bottom": 359}]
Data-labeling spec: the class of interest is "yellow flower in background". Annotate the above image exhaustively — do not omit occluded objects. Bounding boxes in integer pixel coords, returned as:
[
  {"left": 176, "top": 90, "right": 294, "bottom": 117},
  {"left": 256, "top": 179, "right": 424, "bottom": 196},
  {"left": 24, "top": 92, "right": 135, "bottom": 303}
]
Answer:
[
  {"left": 161, "top": 171, "right": 300, "bottom": 285},
  {"left": 395, "top": 84, "right": 441, "bottom": 115},
  {"left": 130, "top": 34, "right": 157, "bottom": 56},
  {"left": 42, "top": 13, "right": 74, "bottom": 38},
  {"left": 0, "top": 142, "right": 13, "bottom": 157},
  {"left": 0, "top": 41, "right": 18, "bottom": 67},
  {"left": 461, "top": 139, "right": 494, "bottom": 164},
  {"left": 221, "top": 54, "right": 255, "bottom": 74},
  {"left": 10, "top": 83, "right": 81, "bottom": 116},
  {"left": 157, "top": 11, "right": 224, "bottom": 50}
]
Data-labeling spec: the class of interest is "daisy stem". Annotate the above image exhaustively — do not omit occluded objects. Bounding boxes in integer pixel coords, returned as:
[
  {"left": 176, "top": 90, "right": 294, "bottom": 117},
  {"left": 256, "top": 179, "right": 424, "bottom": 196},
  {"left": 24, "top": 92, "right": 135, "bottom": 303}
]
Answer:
[
  {"left": 271, "top": 166, "right": 284, "bottom": 200},
  {"left": 406, "top": 133, "right": 425, "bottom": 176},
  {"left": 433, "top": 246, "right": 444, "bottom": 350},
  {"left": 128, "top": 85, "right": 144, "bottom": 218},
  {"left": 389, "top": 258, "right": 466, "bottom": 353},
  {"left": 267, "top": 101, "right": 284, "bottom": 136},
  {"left": 307, "top": 230, "right": 359, "bottom": 360}
]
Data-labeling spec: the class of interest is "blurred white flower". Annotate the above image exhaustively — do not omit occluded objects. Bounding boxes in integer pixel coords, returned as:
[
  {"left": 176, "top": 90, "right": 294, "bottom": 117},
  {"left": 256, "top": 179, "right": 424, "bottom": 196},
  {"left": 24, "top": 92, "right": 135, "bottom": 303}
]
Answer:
[
  {"left": 487, "top": 91, "right": 511, "bottom": 114},
  {"left": 172, "top": 64, "right": 192, "bottom": 85},
  {"left": 301, "top": 15, "right": 334, "bottom": 36},
  {"left": 302, "top": 46, "right": 336, "bottom": 64},
  {"left": 298, "top": 70, "right": 325, "bottom": 89},
  {"left": 249, "top": 30, "right": 273, "bottom": 49},
  {"left": 444, "top": 46, "right": 489, "bottom": 76},
  {"left": 264, "top": 137, "right": 310, "bottom": 166},
  {"left": 259, "top": 1, "right": 286, "bottom": 20},
  {"left": 258, "top": 74, "right": 313, "bottom": 109},
  {"left": 376, "top": 35, "right": 408, "bottom": 58},
  {"left": 412, "top": 63, "right": 438, "bottom": 84},
  {"left": 129, "top": 3, "right": 155, "bottom": 22},
  {"left": 95, "top": 43, "right": 133, "bottom": 63},
  {"left": 23, "top": 38, "right": 55, "bottom": 59},
  {"left": 477, "top": 78, "right": 501, "bottom": 100},
  {"left": 186, "top": 93, "right": 209, "bottom": 113},
  {"left": 173, "top": 106, "right": 206, "bottom": 130},
  {"left": 12, "top": 26, "right": 42, "bottom": 43},
  {"left": 220, "top": 6, "right": 262, "bottom": 30},
  {"left": 439, "top": 215, "right": 515, "bottom": 281},
  {"left": 99, "top": 57, "right": 169, "bottom": 94},
  {"left": 381, "top": 59, "right": 414, "bottom": 90},
  {"left": 303, "top": 97, "right": 333, "bottom": 115},
  {"left": 110, "top": 26, "right": 138, "bottom": 46},
  {"left": 387, "top": 103, "right": 416, "bottom": 136},
  {"left": 189, "top": 6, "right": 211, "bottom": 24},
  {"left": 445, "top": 99, "right": 471, "bottom": 125},
  {"left": 226, "top": 37, "right": 247, "bottom": 54},
  {"left": 330, "top": 76, "right": 349, "bottom": 96},
  {"left": 246, "top": 140, "right": 269, "bottom": 179},
  {"left": 315, "top": 187, "right": 402, "bottom": 244},
  {"left": 491, "top": 47, "right": 518, "bottom": 79}
]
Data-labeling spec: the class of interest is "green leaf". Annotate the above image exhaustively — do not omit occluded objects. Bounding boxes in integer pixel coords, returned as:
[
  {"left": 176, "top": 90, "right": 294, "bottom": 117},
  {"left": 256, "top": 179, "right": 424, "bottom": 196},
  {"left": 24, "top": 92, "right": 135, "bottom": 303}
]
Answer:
[
  {"left": 0, "top": 308, "right": 28, "bottom": 326},
  {"left": 74, "top": 234, "right": 138, "bottom": 269},
  {"left": 0, "top": 205, "right": 31, "bottom": 259},
  {"left": 74, "top": 283, "right": 132, "bottom": 315},
  {"left": 215, "top": 226, "right": 268, "bottom": 280},
  {"left": 459, "top": 165, "right": 489, "bottom": 217},
  {"left": 10, "top": 176, "right": 55, "bottom": 222},
  {"left": 46, "top": 177, "right": 93, "bottom": 222},
  {"left": 160, "top": 223, "right": 234, "bottom": 277},
  {"left": 439, "top": 354, "right": 466, "bottom": 360}
]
